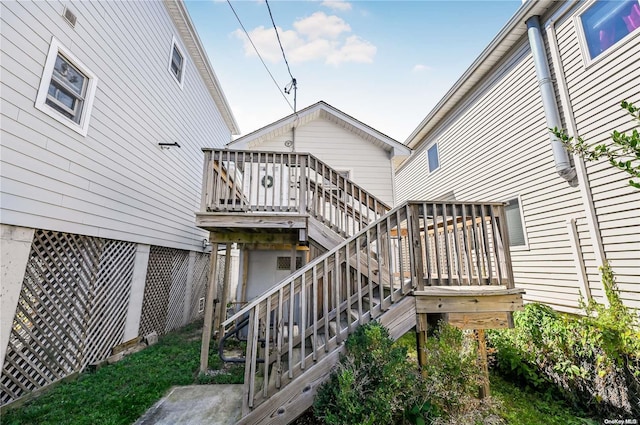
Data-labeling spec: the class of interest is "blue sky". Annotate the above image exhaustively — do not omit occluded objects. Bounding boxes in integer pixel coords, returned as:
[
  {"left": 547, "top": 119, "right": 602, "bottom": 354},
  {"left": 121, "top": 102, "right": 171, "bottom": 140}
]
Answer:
[{"left": 186, "top": 0, "right": 522, "bottom": 142}]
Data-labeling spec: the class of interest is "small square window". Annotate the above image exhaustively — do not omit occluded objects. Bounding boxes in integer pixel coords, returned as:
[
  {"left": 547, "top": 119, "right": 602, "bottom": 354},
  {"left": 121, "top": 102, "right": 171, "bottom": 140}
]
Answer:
[
  {"left": 276, "top": 256, "right": 303, "bottom": 270},
  {"left": 579, "top": 0, "right": 640, "bottom": 60},
  {"left": 35, "top": 38, "right": 98, "bottom": 136},
  {"left": 504, "top": 197, "right": 527, "bottom": 248},
  {"left": 168, "top": 37, "right": 185, "bottom": 88},
  {"left": 426, "top": 143, "right": 439, "bottom": 173}
]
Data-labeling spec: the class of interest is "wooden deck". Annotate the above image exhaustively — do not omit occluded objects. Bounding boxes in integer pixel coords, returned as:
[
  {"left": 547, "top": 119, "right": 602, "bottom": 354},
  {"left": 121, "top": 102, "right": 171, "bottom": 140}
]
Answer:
[{"left": 196, "top": 148, "right": 521, "bottom": 425}]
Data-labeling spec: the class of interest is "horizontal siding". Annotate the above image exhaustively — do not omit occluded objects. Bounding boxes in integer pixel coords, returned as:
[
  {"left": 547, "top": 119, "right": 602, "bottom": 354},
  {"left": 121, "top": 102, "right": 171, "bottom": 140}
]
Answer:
[
  {"left": 252, "top": 118, "right": 395, "bottom": 206},
  {"left": 0, "top": 1, "right": 232, "bottom": 250},
  {"left": 397, "top": 45, "right": 593, "bottom": 311},
  {"left": 556, "top": 12, "right": 640, "bottom": 310}
]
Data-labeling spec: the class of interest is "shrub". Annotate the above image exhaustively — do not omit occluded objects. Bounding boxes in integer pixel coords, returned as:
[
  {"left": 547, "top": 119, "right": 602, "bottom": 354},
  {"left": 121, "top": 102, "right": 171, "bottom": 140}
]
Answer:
[
  {"left": 313, "top": 322, "right": 421, "bottom": 425},
  {"left": 488, "top": 263, "right": 640, "bottom": 417},
  {"left": 314, "top": 321, "right": 497, "bottom": 425}
]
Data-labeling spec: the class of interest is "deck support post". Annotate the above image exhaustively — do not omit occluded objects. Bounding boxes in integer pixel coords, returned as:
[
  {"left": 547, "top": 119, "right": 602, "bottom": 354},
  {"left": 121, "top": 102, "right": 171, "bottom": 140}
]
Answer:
[
  {"left": 216, "top": 243, "right": 233, "bottom": 337},
  {"left": 477, "top": 329, "right": 491, "bottom": 398},
  {"left": 200, "top": 240, "right": 219, "bottom": 374},
  {"left": 415, "top": 313, "right": 428, "bottom": 377}
]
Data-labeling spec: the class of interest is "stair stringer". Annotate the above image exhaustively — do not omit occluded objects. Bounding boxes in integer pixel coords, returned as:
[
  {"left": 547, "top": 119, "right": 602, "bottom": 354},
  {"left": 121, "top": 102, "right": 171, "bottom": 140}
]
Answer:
[
  {"left": 237, "top": 295, "right": 417, "bottom": 425},
  {"left": 307, "top": 215, "right": 345, "bottom": 250}
]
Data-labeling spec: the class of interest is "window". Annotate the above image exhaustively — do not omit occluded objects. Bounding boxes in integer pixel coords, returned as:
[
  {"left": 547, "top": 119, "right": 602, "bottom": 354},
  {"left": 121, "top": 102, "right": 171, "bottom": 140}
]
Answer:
[
  {"left": 504, "top": 197, "right": 527, "bottom": 248},
  {"left": 426, "top": 143, "right": 439, "bottom": 173},
  {"left": 35, "top": 38, "right": 98, "bottom": 136},
  {"left": 579, "top": 0, "right": 640, "bottom": 60},
  {"left": 276, "top": 256, "right": 303, "bottom": 270},
  {"left": 168, "top": 37, "right": 185, "bottom": 87}
]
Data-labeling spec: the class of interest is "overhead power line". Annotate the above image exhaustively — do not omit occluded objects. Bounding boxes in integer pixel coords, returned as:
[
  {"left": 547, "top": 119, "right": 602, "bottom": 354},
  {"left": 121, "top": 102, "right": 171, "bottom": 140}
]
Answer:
[
  {"left": 226, "top": 0, "right": 293, "bottom": 111},
  {"left": 265, "top": 0, "right": 293, "bottom": 81},
  {"left": 264, "top": 0, "right": 297, "bottom": 113}
]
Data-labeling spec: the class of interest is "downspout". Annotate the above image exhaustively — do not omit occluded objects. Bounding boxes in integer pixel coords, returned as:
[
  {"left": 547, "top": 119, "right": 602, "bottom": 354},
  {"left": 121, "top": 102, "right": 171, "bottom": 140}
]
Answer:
[
  {"left": 543, "top": 8, "right": 609, "bottom": 306},
  {"left": 526, "top": 15, "right": 578, "bottom": 186}
]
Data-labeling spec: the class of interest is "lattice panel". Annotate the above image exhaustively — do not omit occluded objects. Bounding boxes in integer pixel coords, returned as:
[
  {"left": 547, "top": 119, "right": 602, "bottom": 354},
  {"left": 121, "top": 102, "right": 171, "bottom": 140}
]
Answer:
[
  {"left": 0, "top": 230, "right": 107, "bottom": 405},
  {"left": 164, "top": 251, "right": 190, "bottom": 333},
  {"left": 80, "top": 239, "right": 136, "bottom": 368},
  {"left": 189, "top": 253, "right": 210, "bottom": 321},
  {"left": 138, "top": 246, "right": 174, "bottom": 337}
]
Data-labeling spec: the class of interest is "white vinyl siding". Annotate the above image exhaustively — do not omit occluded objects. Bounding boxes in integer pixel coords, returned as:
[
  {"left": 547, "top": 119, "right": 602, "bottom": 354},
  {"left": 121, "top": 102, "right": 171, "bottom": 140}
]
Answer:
[
  {"left": 248, "top": 118, "right": 395, "bottom": 206},
  {"left": 1, "top": 1, "right": 231, "bottom": 251},
  {"left": 396, "top": 43, "right": 593, "bottom": 312},
  {"left": 556, "top": 9, "right": 640, "bottom": 309}
]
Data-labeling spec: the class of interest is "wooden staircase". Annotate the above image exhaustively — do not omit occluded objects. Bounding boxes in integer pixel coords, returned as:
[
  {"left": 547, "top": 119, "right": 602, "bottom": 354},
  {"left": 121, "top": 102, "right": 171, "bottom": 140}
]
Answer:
[
  {"left": 217, "top": 200, "right": 514, "bottom": 424},
  {"left": 196, "top": 148, "right": 517, "bottom": 424}
]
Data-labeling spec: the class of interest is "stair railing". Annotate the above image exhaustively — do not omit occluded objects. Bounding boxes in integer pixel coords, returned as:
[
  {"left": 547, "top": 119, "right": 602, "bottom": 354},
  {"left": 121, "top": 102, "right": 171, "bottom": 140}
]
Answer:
[
  {"left": 200, "top": 149, "right": 391, "bottom": 238},
  {"left": 219, "top": 200, "right": 513, "bottom": 415}
]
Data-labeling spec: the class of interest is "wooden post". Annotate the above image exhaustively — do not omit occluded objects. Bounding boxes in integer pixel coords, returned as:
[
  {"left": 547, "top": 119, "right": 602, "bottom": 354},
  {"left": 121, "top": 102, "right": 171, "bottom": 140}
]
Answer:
[
  {"left": 416, "top": 313, "right": 428, "bottom": 377},
  {"left": 477, "top": 329, "right": 491, "bottom": 398},
  {"left": 216, "top": 243, "right": 233, "bottom": 337},
  {"left": 200, "top": 241, "right": 219, "bottom": 374},
  {"left": 240, "top": 246, "right": 249, "bottom": 304}
]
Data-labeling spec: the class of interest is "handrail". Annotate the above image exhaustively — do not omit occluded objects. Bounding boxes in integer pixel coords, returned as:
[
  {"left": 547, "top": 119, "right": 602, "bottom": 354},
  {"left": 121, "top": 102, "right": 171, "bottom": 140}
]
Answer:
[
  {"left": 219, "top": 200, "right": 514, "bottom": 415},
  {"left": 199, "top": 148, "right": 391, "bottom": 238}
]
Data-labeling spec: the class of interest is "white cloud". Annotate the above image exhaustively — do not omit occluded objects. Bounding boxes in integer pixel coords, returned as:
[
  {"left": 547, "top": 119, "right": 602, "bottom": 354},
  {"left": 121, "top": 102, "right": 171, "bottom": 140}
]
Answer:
[
  {"left": 326, "top": 36, "right": 376, "bottom": 66},
  {"left": 321, "top": 0, "right": 352, "bottom": 12},
  {"left": 233, "top": 13, "right": 375, "bottom": 66},
  {"left": 293, "top": 12, "right": 351, "bottom": 40},
  {"left": 412, "top": 64, "right": 432, "bottom": 72},
  {"left": 233, "top": 25, "right": 303, "bottom": 63}
]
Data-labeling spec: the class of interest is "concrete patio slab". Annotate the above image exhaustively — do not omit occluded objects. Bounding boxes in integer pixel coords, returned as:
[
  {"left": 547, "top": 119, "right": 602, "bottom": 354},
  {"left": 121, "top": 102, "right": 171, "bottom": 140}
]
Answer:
[{"left": 134, "top": 384, "right": 243, "bottom": 425}]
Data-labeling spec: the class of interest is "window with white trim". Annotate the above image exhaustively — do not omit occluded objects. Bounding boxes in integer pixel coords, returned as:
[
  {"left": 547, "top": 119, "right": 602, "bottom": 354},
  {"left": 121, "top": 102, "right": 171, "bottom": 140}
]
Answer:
[
  {"left": 426, "top": 143, "right": 439, "bottom": 173},
  {"left": 504, "top": 197, "right": 527, "bottom": 248},
  {"left": 579, "top": 0, "right": 640, "bottom": 60},
  {"left": 168, "top": 37, "right": 185, "bottom": 87},
  {"left": 35, "top": 38, "right": 98, "bottom": 136}
]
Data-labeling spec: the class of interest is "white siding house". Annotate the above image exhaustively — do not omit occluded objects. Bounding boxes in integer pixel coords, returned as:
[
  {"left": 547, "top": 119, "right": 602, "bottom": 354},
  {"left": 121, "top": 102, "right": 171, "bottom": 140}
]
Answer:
[
  {"left": 396, "top": 0, "right": 640, "bottom": 313},
  {"left": 227, "top": 101, "right": 411, "bottom": 206},
  {"left": 0, "top": 0, "right": 238, "bottom": 405}
]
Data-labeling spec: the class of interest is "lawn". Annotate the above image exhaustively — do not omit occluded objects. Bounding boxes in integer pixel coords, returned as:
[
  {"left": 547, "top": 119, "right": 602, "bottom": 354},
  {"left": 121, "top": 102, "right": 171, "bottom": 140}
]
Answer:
[{"left": 1, "top": 321, "right": 593, "bottom": 425}]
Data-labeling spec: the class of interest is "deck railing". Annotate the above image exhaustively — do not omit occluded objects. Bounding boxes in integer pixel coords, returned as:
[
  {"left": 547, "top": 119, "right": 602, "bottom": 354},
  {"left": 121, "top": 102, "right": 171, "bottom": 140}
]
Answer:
[
  {"left": 200, "top": 149, "right": 391, "bottom": 237},
  {"left": 220, "top": 200, "right": 513, "bottom": 418}
]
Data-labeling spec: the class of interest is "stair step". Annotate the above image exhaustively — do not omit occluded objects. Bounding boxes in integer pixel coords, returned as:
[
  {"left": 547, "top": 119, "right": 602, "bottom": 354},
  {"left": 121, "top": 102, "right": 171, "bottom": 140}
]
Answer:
[
  {"left": 265, "top": 347, "right": 302, "bottom": 394},
  {"left": 281, "top": 324, "right": 299, "bottom": 341}
]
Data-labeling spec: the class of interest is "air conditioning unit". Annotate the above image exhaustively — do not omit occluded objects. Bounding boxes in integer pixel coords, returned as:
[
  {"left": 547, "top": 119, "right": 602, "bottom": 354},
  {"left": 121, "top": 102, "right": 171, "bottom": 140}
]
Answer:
[{"left": 243, "top": 163, "right": 295, "bottom": 207}]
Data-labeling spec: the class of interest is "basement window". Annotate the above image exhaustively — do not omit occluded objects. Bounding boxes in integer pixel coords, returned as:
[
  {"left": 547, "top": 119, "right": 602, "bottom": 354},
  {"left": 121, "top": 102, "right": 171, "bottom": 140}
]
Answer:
[
  {"left": 276, "top": 256, "right": 303, "bottom": 270},
  {"left": 579, "top": 0, "right": 640, "bottom": 61},
  {"left": 168, "top": 37, "right": 185, "bottom": 88},
  {"left": 35, "top": 38, "right": 98, "bottom": 136}
]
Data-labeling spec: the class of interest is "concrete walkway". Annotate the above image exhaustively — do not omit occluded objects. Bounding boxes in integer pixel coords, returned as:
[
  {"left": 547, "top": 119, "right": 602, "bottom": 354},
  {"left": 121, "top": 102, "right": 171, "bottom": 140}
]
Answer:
[{"left": 134, "top": 384, "right": 243, "bottom": 425}]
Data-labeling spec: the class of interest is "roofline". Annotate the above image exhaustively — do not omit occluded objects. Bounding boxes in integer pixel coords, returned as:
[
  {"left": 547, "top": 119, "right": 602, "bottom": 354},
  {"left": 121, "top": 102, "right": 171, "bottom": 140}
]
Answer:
[
  {"left": 228, "top": 100, "right": 411, "bottom": 155},
  {"left": 403, "top": 0, "right": 554, "bottom": 152},
  {"left": 164, "top": 0, "right": 240, "bottom": 135}
]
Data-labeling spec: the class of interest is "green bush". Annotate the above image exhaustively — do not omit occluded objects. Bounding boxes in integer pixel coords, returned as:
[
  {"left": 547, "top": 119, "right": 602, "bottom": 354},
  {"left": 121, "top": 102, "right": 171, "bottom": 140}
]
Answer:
[
  {"left": 488, "top": 263, "right": 640, "bottom": 417},
  {"left": 313, "top": 322, "right": 421, "bottom": 425},
  {"left": 314, "top": 321, "right": 496, "bottom": 425}
]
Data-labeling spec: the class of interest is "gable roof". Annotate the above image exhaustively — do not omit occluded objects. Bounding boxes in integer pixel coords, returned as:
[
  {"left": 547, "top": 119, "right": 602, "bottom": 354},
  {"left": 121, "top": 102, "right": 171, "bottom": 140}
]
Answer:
[
  {"left": 164, "top": 0, "right": 240, "bottom": 135},
  {"left": 227, "top": 101, "right": 411, "bottom": 157}
]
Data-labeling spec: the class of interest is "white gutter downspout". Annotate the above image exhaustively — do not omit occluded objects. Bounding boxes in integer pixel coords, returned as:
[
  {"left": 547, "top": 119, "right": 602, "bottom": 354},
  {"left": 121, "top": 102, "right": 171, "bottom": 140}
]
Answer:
[
  {"left": 526, "top": 15, "right": 578, "bottom": 187},
  {"left": 543, "top": 6, "right": 609, "bottom": 306}
]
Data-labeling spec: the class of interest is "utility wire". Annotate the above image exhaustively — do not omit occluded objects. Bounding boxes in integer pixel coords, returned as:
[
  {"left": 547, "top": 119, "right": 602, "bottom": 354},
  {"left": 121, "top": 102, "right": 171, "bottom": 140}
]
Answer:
[
  {"left": 226, "top": 0, "right": 293, "bottom": 111},
  {"left": 264, "top": 0, "right": 298, "bottom": 114},
  {"left": 265, "top": 0, "right": 294, "bottom": 82}
]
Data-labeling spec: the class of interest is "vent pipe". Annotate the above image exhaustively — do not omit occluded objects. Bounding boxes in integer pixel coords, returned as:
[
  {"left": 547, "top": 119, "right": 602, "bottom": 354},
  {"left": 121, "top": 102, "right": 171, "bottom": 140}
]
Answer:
[{"left": 526, "top": 15, "right": 578, "bottom": 186}]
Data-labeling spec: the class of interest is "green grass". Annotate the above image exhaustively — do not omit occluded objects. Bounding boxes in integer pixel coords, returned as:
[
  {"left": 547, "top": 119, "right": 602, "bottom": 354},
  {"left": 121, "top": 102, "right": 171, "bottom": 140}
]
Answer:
[
  {"left": 491, "top": 374, "right": 598, "bottom": 425},
  {"left": 1, "top": 320, "right": 241, "bottom": 425},
  {"left": 2, "top": 323, "right": 597, "bottom": 425}
]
